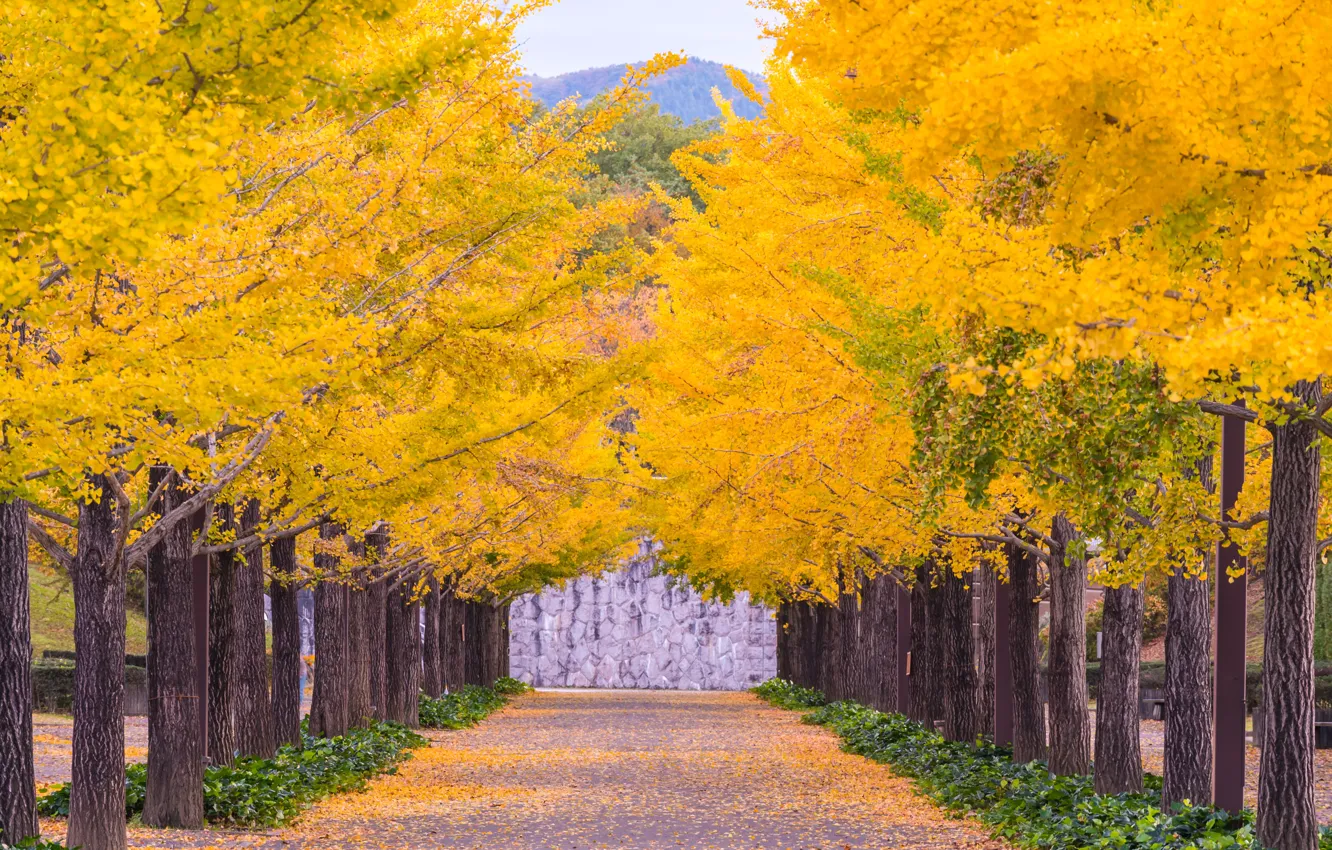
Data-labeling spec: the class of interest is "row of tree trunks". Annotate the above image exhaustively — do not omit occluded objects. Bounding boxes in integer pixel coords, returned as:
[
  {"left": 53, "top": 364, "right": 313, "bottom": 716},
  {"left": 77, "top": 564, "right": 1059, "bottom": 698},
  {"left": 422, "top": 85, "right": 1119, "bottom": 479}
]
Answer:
[
  {"left": 907, "top": 565, "right": 938, "bottom": 726},
  {"left": 269, "top": 538, "right": 303, "bottom": 750},
  {"left": 0, "top": 498, "right": 37, "bottom": 846},
  {"left": 144, "top": 468, "right": 204, "bottom": 829}
]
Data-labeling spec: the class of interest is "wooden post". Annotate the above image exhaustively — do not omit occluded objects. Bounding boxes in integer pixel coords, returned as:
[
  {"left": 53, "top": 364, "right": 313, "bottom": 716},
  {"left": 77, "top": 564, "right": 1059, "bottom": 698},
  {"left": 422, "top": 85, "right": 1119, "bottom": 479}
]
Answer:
[
  {"left": 994, "top": 578, "right": 1014, "bottom": 746},
  {"left": 896, "top": 582, "right": 911, "bottom": 714},
  {"left": 190, "top": 507, "right": 210, "bottom": 763},
  {"left": 1212, "top": 406, "right": 1247, "bottom": 812}
]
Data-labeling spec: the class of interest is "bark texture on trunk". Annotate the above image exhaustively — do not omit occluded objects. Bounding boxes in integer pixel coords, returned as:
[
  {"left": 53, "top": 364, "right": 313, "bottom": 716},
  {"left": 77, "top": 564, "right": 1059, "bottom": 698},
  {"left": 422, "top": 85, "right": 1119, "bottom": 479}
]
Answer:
[
  {"left": 1008, "top": 541, "right": 1046, "bottom": 763},
  {"left": 144, "top": 468, "right": 204, "bottom": 829},
  {"left": 366, "top": 529, "right": 389, "bottom": 717},
  {"left": 839, "top": 573, "right": 871, "bottom": 704},
  {"left": 1095, "top": 583, "right": 1143, "bottom": 795},
  {"left": 816, "top": 599, "right": 842, "bottom": 700},
  {"left": 232, "top": 500, "right": 273, "bottom": 759},
  {"left": 907, "top": 569, "right": 936, "bottom": 726},
  {"left": 975, "top": 566, "right": 997, "bottom": 739},
  {"left": 1163, "top": 568, "right": 1213, "bottom": 810},
  {"left": 940, "top": 564, "right": 976, "bottom": 743},
  {"left": 867, "top": 573, "right": 898, "bottom": 712},
  {"left": 0, "top": 499, "right": 36, "bottom": 845},
  {"left": 479, "top": 602, "right": 503, "bottom": 687},
  {"left": 439, "top": 585, "right": 464, "bottom": 692},
  {"left": 1048, "top": 515, "right": 1090, "bottom": 776},
  {"left": 422, "top": 581, "right": 442, "bottom": 697},
  {"left": 310, "top": 523, "right": 349, "bottom": 739},
  {"left": 347, "top": 581, "right": 372, "bottom": 728},
  {"left": 269, "top": 537, "right": 303, "bottom": 750},
  {"left": 68, "top": 475, "right": 128, "bottom": 850},
  {"left": 1257, "top": 380, "right": 1322, "bottom": 850},
  {"left": 207, "top": 505, "right": 238, "bottom": 768},
  {"left": 791, "top": 601, "right": 817, "bottom": 690},
  {"left": 385, "top": 582, "right": 421, "bottom": 725},
  {"left": 776, "top": 602, "right": 792, "bottom": 681}
]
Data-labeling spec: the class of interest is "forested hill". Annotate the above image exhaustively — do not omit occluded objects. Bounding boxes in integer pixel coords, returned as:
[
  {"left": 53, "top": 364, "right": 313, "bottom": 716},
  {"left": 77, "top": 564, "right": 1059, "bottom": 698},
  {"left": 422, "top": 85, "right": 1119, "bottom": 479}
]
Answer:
[{"left": 525, "top": 57, "right": 766, "bottom": 123}]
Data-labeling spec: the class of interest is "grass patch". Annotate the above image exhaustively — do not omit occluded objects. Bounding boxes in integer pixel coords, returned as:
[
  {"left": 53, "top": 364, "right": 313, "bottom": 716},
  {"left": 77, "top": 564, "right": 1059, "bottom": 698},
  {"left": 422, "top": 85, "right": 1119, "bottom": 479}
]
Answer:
[{"left": 28, "top": 564, "right": 147, "bottom": 656}]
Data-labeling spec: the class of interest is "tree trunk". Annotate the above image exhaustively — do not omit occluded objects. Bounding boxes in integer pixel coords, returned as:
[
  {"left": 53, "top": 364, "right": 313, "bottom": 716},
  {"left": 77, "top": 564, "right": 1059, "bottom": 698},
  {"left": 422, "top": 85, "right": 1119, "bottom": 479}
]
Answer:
[
  {"left": 385, "top": 582, "right": 420, "bottom": 725},
  {"left": 1163, "top": 567, "right": 1213, "bottom": 809},
  {"left": 436, "top": 583, "right": 458, "bottom": 693},
  {"left": 1008, "top": 541, "right": 1046, "bottom": 763},
  {"left": 232, "top": 500, "right": 273, "bottom": 759},
  {"left": 68, "top": 475, "right": 128, "bottom": 850},
  {"left": 776, "top": 602, "right": 792, "bottom": 680},
  {"left": 310, "top": 522, "right": 349, "bottom": 738},
  {"left": 1257, "top": 380, "right": 1322, "bottom": 850},
  {"left": 1048, "top": 515, "right": 1091, "bottom": 776},
  {"left": 839, "top": 572, "right": 871, "bottom": 704},
  {"left": 500, "top": 604, "right": 511, "bottom": 678},
  {"left": 347, "top": 580, "right": 372, "bottom": 728},
  {"left": 976, "top": 566, "right": 997, "bottom": 739},
  {"left": 941, "top": 564, "right": 976, "bottom": 742},
  {"left": 816, "top": 599, "right": 842, "bottom": 700},
  {"left": 422, "top": 580, "right": 442, "bottom": 697},
  {"left": 0, "top": 498, "right": 37, "bottom": 845},
  {"left": 463, "top": 600, "right": 483, "bottom": 687},
  {"left": 907, "top": 567, "right": 937, "bottom": 726},
  {"left": 869, "top": 574, "right": 898, "bottom": 712},
  {"left": 479, "top": 602, "right": 503, "bottom": 687},
  {"left": 1095, "top": 582, "right": 1143, "bottom": 794},
  {"left": 144, "top": 467, "right": 204, "bottom": 829},
  {"left": 269, "top": 537, "right": 303, "bottom": 750},
  {"left": 790, "top": 601, "right": 816, "bottom": 690},
  {"left": 366, "top": 529, "right": 388, "bottom": 718},
  {"left": 207, "top": 504, "right": 238, "bottom": 768}
]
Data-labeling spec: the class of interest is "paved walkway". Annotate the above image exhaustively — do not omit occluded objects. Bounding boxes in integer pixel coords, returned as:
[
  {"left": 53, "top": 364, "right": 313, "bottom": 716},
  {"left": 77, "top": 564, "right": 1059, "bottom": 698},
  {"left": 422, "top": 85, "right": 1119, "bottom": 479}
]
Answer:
[{"left": 101, "top": 690, "right": 1005, "bottom": 850}]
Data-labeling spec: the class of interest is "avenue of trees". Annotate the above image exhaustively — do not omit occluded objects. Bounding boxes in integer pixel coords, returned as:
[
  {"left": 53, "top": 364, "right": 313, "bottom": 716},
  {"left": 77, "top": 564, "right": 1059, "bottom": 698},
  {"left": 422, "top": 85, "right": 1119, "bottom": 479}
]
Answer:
[{"left": 2, "top": 1, "right": 1331, "bottom": 850}]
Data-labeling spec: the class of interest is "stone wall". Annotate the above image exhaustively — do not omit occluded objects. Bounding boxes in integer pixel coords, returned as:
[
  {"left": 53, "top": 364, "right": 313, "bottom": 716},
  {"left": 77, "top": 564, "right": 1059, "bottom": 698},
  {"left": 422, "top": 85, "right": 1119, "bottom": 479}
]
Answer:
[{"left": 508, "top": 547, "right": 777, "bottom": 690}]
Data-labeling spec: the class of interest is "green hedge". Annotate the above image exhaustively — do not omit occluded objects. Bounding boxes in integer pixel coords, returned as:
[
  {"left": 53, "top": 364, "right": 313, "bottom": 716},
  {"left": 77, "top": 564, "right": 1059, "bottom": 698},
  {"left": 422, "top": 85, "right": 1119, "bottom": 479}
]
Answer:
[
  {"left": 754, "top": 678, "right": 1270, "bottom": 850},
  {"left": 1085, "top": 662, "right": 1332, "bottom": 710},
  {"left": 418, "top": 677, "right": 531, "bottom": 730},
  {"left": 31, "top": 664, "right": 146, "bottom": 714},
  {"left": 37, "top": 721, "right": 425, "bottom": 827}
]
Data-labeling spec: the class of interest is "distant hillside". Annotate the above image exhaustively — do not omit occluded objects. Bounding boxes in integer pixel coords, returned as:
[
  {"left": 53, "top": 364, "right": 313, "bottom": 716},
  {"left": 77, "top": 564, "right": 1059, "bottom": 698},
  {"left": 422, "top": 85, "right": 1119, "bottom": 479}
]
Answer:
[{"left": 525, "top": 57, "right": 765, "bottom": 124}]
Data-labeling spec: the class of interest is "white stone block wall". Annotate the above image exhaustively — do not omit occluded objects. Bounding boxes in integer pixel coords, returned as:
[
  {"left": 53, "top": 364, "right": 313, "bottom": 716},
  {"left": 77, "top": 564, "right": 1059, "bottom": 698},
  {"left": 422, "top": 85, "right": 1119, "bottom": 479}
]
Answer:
[{"left": 508, "top": 546, "right": 777, "bottom": 690}]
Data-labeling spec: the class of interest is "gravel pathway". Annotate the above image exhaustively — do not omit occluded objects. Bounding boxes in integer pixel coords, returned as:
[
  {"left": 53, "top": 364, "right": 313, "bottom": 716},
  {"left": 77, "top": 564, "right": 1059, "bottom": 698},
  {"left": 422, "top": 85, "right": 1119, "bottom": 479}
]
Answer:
[{"left": 57, "top": 690, "right": 1008, "bottom": 850}]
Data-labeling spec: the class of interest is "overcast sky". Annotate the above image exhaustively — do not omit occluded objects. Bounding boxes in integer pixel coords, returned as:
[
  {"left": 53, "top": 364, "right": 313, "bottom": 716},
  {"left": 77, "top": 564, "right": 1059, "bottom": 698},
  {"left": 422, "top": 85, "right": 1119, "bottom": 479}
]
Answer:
[{"left": 515, "top": 0, "right": 776, "bottom": 77}]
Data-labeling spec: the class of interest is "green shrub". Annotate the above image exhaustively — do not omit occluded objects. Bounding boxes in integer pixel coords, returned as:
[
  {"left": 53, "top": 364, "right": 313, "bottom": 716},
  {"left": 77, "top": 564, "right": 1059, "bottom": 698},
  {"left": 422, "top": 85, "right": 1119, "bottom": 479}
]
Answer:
[
  {"left": 492, "top": 677, "right": 534, "bottom": 696},
  {"left": 37, "top": 722, "right": 424, "bottom": 827},
  {"left": 751, "top": 678, "right": 827, "bottom": 709},
  {"left": 0, "top": 838, "right": 69, "bottom": 850},
  {"left": 755, "top": 679, "right": 1257, "bottom": 850},
  {"left": 418, "top": 681, "right": 526, "bottom": 729}
]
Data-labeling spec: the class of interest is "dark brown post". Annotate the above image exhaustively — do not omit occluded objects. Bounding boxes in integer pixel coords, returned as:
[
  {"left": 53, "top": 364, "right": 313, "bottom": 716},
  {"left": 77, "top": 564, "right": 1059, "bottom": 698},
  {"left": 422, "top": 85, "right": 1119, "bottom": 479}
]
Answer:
[
  {"left": 1213, "top": 407, "right": 1248, "bottom": 813},
  {"left": 190, "top": 507, "right": 210, "bottom": 764},
  {"left": 994, "top": 578, "right": 1013, "bottom": 746},
  {"left": 895, "top": 582, "right": 911, "bottom": 714}
]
